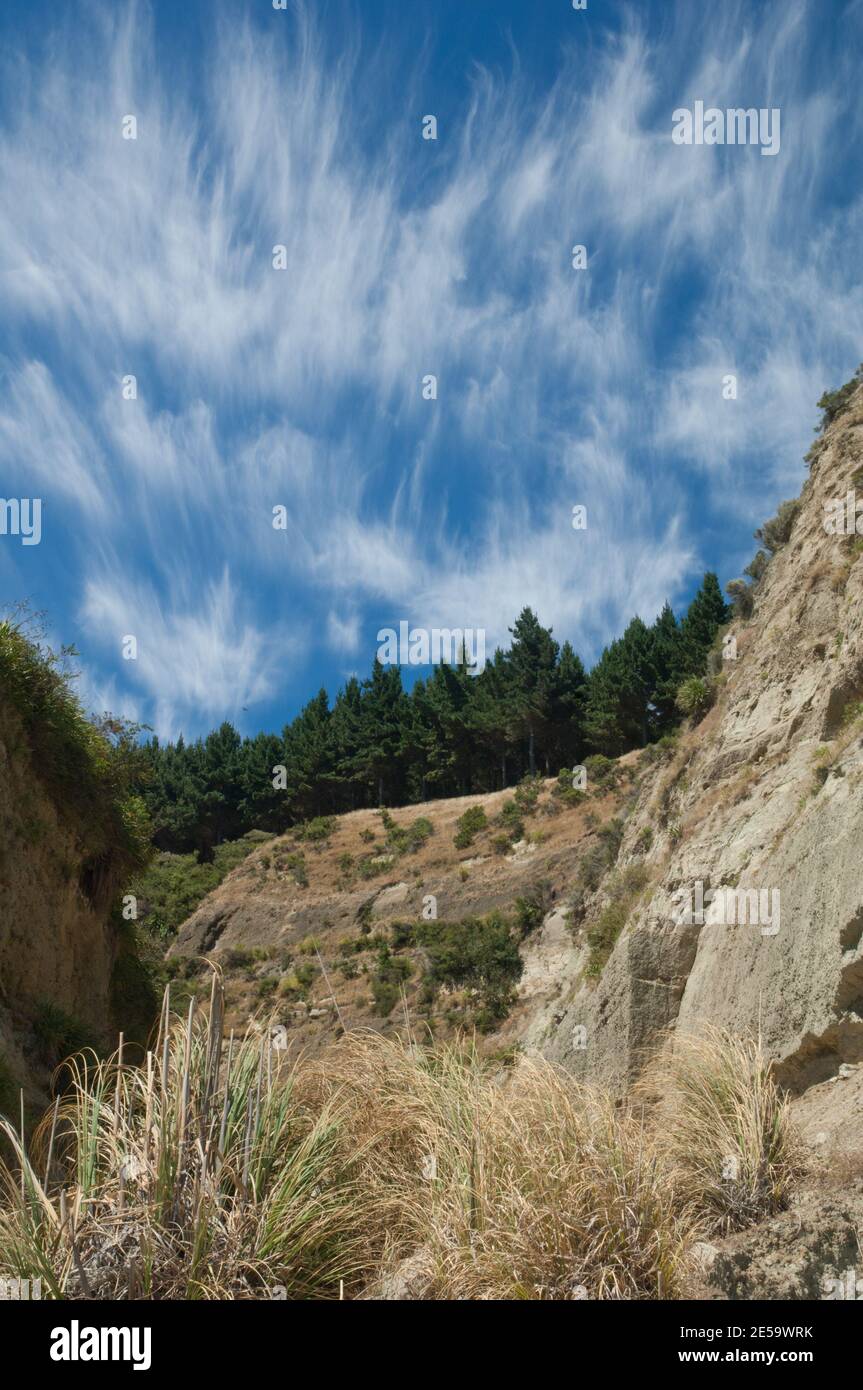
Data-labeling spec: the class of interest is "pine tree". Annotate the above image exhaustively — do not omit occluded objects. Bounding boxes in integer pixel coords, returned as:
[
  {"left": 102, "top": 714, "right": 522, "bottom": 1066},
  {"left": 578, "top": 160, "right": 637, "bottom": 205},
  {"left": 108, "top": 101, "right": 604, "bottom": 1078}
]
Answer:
[
  {"left": 357, "top": 660, "right": 409, "bottom": 805},
  {"left": 547, "top": 640, "right": 588, "bottom": 766},
  {"left": 584, "top": 619, "right": 655, "bottom": 755},
  {"left": 679, "top": 572, "right": 729, "bottom": 672},
  {"left": 506, "top": 608, "right": 559, "bottom": 775},
  {"left": 239, "top": 731, "right": 289, "bottom": 831},
  {"left": 468, "top": 648, "right": 515, "bottom": 789},
  {"left": 648, "top": 601, "right": 688, "bottom": 734},
  {"left": 282, "top": 689, "right": 333, "bottom": 818},
  {"left": 327, "top": 678, "right": 365, "bottom": 810},
  {"left": 197, "top": 723, "right": 244, "bottom": 857}
]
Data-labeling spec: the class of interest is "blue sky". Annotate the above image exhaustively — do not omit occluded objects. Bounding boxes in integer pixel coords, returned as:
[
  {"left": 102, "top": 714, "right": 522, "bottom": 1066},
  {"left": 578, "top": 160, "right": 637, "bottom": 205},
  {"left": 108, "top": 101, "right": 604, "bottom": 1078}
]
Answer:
[{"left": 0, "top": 0, "right": 861, "bottom": 740}]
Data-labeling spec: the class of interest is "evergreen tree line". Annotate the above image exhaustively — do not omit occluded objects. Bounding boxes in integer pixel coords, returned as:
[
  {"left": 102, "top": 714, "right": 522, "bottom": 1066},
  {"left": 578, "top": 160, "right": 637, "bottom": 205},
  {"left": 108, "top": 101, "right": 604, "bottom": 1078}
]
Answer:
[{"left": 140, "top": 575, "right": 729, "bottom": 857}]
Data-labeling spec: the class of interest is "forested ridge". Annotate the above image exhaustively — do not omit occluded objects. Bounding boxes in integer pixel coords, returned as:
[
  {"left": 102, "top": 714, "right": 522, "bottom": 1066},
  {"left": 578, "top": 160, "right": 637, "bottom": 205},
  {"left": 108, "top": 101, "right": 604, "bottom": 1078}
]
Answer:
[{"left": 142, "top": 575, "right": 729, "bottom": 857}]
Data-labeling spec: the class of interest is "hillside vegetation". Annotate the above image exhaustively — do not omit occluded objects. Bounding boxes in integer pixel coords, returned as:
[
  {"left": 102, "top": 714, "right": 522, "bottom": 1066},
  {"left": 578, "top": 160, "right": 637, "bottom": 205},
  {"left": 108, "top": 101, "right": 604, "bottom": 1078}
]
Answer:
[{"left": 0, "top": 980, "right": 799, "bottom": 1300}]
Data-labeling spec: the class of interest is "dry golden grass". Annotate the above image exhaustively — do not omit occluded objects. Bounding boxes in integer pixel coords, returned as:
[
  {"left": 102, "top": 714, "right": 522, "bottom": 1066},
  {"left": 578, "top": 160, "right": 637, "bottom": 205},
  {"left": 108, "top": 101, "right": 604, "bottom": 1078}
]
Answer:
[
  {"left": 0, "top": 989, "right": 802, "bottom": 1300},
  {"left": 307, "top": 1030, "right": 692, "bottom": 1299},
  {"left": 637, "top": 1028, "right": 805, "bottom": 1236}
]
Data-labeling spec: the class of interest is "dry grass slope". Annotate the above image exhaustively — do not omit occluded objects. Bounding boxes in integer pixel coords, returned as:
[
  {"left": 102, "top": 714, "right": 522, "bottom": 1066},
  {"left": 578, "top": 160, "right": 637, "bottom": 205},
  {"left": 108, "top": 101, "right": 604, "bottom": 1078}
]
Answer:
[{"left": 0, "top": 981, "right": 803, "bottom": 1300}]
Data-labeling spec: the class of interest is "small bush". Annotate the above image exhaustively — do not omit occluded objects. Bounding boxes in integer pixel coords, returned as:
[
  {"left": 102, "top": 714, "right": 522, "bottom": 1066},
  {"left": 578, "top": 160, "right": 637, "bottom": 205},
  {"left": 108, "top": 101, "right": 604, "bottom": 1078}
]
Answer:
[
  {"left": 358, "top": 856, "right": 388, "bottom": 880},
  {"left": 726, "top": 578, "right": 754, "bottom": 619},
  {"left": 755, "top": 499, "right": 800, "bottom": 554},
  {"left": 553, "top": 768, "right": 587, "bottom": 806},
  {"left": 513, "top": 776, "right": 542, "bottom": 814},
  {"left": 390, "top": 921, "right": 416, "bottom": 949},
  {"left": 635, "top": 826, "right": 653, "bottom": 853},
  {"left": 497, "top": 800, "right": 525, "bottom": 841},
  {"left": 370, "top": 946, "right": 413, "bottom": 1017},
  {"left": 585, "top": 902, "right": 628, "bottom": 976},
  {"left": 417, "top": 913, "right": 523, "bottom": 1028},
  {"left": 453, "top": 805, "right": 488, "bottom": 849},
  {"left": 584, "top": 863, "right": 650, "bottom": 976},
  {"left": 294, "top": 817, "right": 335, "bottom": 844},
  {"left": 403, "top": 817, "right": 434, "bottom": 852},
  {"left": 744, "top": 549, "right": 769, "bottom": 584},
  {"left": 815, "top": 364, "right": 863, "bottom": 434},
  {"left": 675, "top": 676, "right": 714, "bottom": 721},
  {"left": 514, "top": 880, "right": 553, "bottom": 938},
  {"left": 287, "top": 852, "right": 309, "bottom": 887},
  {"left": 32, "top": 1003, "right": 94, "bottom": 1067},
  {"left": 356, "top": 899, "right": 375, "bottom": 931},
  {"left": 225, "top": 947, "right": 253, "bottom": 969},
  {"left": 596, "top": 818, "right": 624, "bottom": 861},
  {"left": 582, "top": 754, "right": 620, "bottom": 791}
]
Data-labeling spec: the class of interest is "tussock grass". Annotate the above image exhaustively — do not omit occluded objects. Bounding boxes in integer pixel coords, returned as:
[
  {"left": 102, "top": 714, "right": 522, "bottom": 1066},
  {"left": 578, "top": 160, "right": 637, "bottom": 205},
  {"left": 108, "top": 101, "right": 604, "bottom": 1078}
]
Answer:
[
  {"left": 314, "top": 1032, "right": 692, "bottom": 1299},
  {"left": 637, "top": 1028, "right": 803, "bottom": 1235},
  {"left": 0, "top": 979, "right": 371, "bottom": 1299},
  {"left": 0, "top": 994, "right": 801, "bottom": 1299}
]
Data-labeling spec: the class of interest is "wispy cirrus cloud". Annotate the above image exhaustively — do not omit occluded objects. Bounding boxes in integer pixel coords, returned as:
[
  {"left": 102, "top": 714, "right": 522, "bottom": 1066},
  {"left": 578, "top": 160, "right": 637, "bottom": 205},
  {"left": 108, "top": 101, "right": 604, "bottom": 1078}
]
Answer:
[{"left": 0, "top": 0, "right": 860, "bottom": 734}]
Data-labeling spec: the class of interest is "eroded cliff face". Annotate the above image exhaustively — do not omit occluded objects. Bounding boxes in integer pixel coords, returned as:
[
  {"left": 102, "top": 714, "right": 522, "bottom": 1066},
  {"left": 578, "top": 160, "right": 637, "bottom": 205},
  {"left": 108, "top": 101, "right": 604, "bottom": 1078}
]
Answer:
[
  {"left": 542, "top": 385, "right": 863, "bottom": 1097},
  {"left": 0, "top": 701, "right": 120, "bottom": 1094}
]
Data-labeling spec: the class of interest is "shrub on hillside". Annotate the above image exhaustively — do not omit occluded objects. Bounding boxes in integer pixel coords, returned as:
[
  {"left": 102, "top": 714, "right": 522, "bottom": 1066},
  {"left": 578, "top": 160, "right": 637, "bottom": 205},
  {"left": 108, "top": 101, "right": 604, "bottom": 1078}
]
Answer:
[
  {"left": 0, "top": 616, "right": 152, "bottom": 888},
  {"left": 726, "top": 578, "right": 754, "bottom": 620},
  {"left": 417, "top": 913, "right": 522, "bottom": 1027},
  {"left": 583, "top": 754, "right": 620, "bottom": 792},
  {"left": 513, "top": 775, "right": 542, "bottom": 814},
  {"left": 744, "top": 549, "right": 769, "bottom": 584},
  {"left": 514, "top": 880, "right": 554, "bottom": 938},
  {"left": 453, "top": 805, "right": 488, "bottom": 850},
  {"left": 370, "top": 946, "right": 413, "bottom": 1016},
  {"left": 552, "top": 768, "right": 587, "bottom": 806},
  {"left": 815, "top": 363, "right": 863, "bottom": 434},
  {"left": 496, "top": 799, "right": 525, "bottom": 842},
  {"left": 287, "top": 852, "right": 309, "bottom": 887},
  {"left": 755, "top": 499, "right": 800, "bottom": 554},
  {"left": 386, "top": 815, "right": 434, "bottom": 855},
  {"left": 675, "top": 676, "right": 714, "bottom": 721},
  {"left": 295, "top": 816, "right": 336, "bottom": 844},
  {"left": 584, "top": 863, "right": 650, "bottom": 976}
]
